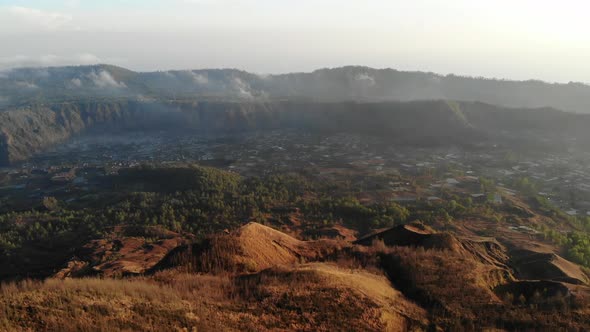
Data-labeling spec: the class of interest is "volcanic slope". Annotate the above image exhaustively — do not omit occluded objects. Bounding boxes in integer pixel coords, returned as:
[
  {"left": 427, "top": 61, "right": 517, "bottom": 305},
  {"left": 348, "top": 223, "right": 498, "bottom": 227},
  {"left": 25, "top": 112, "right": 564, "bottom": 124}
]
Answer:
[
  {"left": 3, "top": 221, "right": 585, "bottom": 331},
  {"left": 156, "top": 222, "right": 348, "bottom": 274}
]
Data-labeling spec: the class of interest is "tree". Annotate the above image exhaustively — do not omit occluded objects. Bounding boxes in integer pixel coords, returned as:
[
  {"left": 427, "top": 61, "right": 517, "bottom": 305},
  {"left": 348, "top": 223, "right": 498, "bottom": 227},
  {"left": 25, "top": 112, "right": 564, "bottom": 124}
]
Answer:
[
  {"left": 518, "top": 294, "right": 527, "bottom": 306},
  {"left": 42, "top": 196, "right": 59, "bottom": 211}
]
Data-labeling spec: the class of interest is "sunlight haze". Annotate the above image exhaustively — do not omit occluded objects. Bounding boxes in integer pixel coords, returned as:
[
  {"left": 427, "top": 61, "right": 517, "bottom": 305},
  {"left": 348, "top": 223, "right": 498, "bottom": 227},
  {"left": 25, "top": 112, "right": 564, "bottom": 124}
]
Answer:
[{"left": 1, "top": 0, "right": 589, "bottom": 82}]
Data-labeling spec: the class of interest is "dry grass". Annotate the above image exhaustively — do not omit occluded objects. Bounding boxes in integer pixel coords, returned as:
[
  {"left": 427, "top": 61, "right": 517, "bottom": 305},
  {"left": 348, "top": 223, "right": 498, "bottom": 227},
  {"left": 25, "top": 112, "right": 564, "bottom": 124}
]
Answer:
[
  {"left": 381, "top": 247, "right": 502, "bottom": 316},
  {"left": 0, "top": 262, "right": 426, "bottom": 332},
  {"left": 3, "top": 220, "right": 589, "bottom": 331},
  {"left": 230, "top": 263, "right": 427, "bottom": 331},
  {"left": 163, "top": 222, "right": 348, "bottom": 274},
  {"left": 0, "top": 274, "right": 253, "bottom": 332},
  {"left": 375, "top": 246, "right": 590, "bottom": 330},
  {"left": 0, "top": 277, "right": 213, "bottom": 332}
]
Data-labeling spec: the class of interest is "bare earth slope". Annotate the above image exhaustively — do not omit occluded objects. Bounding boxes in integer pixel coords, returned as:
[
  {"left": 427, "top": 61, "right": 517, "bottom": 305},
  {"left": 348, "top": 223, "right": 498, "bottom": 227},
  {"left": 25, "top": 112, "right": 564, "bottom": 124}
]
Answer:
[{"left": 156, "top": 222, "right": 347, "bottom": 273}]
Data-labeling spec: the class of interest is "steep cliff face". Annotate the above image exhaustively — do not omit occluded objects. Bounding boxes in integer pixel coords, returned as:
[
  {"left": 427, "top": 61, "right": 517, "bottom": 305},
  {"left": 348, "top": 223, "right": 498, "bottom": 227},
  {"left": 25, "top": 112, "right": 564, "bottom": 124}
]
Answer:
[
  {"left": 1, "top": 99, "right": 588, "bottom": 166},
  {"left": 169, "top": 100, "right": 480, "bottom": 138},
  {"left": 0, "top": 101, "right": 139, "bottom": 164},
  {"left": 0, "top": 131, "right": 9, "bottom": 166},
  {"left": 0, "top": 99, "right": 481, "bottom": 165}
]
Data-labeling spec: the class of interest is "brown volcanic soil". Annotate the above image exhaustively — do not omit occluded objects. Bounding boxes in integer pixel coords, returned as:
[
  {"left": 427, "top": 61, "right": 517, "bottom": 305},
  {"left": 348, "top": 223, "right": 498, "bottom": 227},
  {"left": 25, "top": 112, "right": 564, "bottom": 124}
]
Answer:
[
  {"left": 232, "top": 263, "right": 428, "bottom": 331},
  {"left": 457, "top": 217, "right": 590, "bottom": 285},
  {"left": 509, "top": 249, "right": 590, "bottom": 285},
  {"left": 55, "top": 231, "right": 188, "bottom": 278},
  {"left": 157, "top": 222, "right": 350, "bottom": 274},
  {"left": 357, "top": 223, "right": 511, "bottom": 278},
  {"left": 0, "top": 263, "right": 429, "bottom": 332},
  {"left": 5, "top": 221, "right": 589, "bottom": 331},
  {"left": 354, "top": 223, "right": 456, "bottom": 249},
  {"left": 302, "top": 224, "right": 358, "bottom": 241},
  {"left": 355, "top": 222, "right": 509, "bottom": 268}
]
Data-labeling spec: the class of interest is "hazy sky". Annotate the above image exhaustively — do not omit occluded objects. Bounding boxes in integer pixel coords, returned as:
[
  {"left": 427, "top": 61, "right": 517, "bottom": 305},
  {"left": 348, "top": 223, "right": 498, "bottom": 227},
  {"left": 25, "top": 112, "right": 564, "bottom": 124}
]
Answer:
[{"left": 1, "top": 0, "right": 589, "bottom": 82}]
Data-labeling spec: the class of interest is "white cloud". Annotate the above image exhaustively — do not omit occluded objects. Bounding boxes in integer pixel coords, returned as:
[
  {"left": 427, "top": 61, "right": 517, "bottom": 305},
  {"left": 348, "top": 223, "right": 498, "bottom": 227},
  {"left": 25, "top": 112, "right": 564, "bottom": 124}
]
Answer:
[
  {"left": 354, "top": 73, "right": 375, "bottom": 86},
  {"left": 190, "top": 71, "right": 209, "bottom": 85},
  {"left": 87, "top": 70, "right": 126, "bottom": 89},
  {"left": 136, "top": 94, "right": 155, "bottom": 102},
  {"left": 232, "top": 77, "right": 253, "bottom": 99},
  {"left": 0, "top": 1, "right": 588, "bottom": 82},
  {"left": 177, "top": 0, "right": 235, "bottom": 5},
  {"left": 3, "top": 6, "right": 74, "bottom": 30},
  {"left": 255, "top": 73, "right": 272, "bottom": 80},
  {"left": 0, "top": 54, "right": 101, "bottom": 70},
  {"left": 429, "top": 76, "right": 442, "bottom": 84},
  {"left": 31, "top": 68, "right": 51, "bottom": 79},
  {"left": 64, "top": 0, "right": 81, "bottom": 8},
  {"left": 15, "top": 81, "right": 38, "bottom": 89},
  {"left": 76, "top": 53, "right": 102, "bottom": 64},
  {"left": 69, "top": 78, "right": 83, "bottom": 88}
]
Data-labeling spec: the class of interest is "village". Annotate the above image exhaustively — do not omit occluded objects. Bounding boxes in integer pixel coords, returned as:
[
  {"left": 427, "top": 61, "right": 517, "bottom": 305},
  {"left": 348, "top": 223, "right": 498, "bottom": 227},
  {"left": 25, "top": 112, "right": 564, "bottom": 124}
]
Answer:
[{"left": 1, "top": 129, "right": 590, "bottom": 219}]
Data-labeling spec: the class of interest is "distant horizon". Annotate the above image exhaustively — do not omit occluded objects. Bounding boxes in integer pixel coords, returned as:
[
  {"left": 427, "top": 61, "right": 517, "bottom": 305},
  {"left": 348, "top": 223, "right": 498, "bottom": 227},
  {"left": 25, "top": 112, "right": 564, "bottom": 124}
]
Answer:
[
  {"left": 2, "top": 1, "right": 590, "bottom": 84},
  {"left": 3, "top": 63, "right": 589, "bottom": 86}
]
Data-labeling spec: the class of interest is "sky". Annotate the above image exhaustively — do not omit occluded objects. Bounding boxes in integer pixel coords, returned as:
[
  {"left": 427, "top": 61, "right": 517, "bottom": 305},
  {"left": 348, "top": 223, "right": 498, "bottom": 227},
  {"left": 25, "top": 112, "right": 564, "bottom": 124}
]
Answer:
[{"left": 0, "top": 0, "right": 589, "bottom": 83}]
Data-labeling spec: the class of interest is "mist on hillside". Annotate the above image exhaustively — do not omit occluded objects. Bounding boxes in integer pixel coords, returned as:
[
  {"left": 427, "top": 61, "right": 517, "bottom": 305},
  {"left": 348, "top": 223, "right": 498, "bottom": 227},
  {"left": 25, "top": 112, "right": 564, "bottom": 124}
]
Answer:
[{"left": 2, "top": 2, "right": 590, "bottom": 332}]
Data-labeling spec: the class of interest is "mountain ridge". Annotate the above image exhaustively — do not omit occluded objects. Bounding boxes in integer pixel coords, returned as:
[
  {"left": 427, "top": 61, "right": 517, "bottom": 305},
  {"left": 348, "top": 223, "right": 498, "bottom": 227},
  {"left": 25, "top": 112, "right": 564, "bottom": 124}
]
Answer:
[{"left": 2, "top": 64, "right": 590, "bottom": 113}]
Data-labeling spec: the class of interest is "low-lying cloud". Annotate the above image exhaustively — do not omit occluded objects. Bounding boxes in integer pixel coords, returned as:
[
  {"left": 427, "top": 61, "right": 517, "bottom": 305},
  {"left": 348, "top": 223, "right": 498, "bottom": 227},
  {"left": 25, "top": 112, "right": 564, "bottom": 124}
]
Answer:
[
  {"left": 15, "top": 81, "right": 38, "bottom": 89},
  {"left": 190, "top": 71, "right": 209, "bottom": 85},
  {"left": 3, "top": 6, "right": 74, "bottom": 31},
  {"left": 232, "top": 77, "right": 254, "bottom": 99},
  {"left": 68, "top": 78, "right": 83, "bottom": 88},
  {"left": 87, "top": 70, "right": 126, "bottom": 89},
  {"left": 354, "top": 73, "right": 376, "bottom": 86}
]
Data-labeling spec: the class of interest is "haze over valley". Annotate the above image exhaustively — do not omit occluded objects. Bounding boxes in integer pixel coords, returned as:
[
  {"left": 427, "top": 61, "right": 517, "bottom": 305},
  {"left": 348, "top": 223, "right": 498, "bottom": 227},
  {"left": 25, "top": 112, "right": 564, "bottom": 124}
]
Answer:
[{"left": 2, "top": 1, "right": 590, "bottom": 331}]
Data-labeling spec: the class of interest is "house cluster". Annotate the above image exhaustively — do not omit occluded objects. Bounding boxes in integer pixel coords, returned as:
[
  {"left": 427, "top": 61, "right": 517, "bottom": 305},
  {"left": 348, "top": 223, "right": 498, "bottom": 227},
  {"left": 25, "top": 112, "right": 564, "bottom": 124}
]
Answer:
[{"left": 3, "top": 128, "right": 590, "bottom": 219}]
